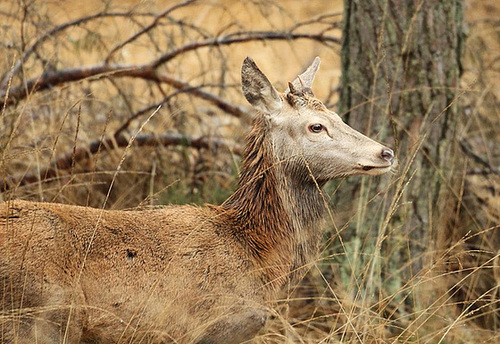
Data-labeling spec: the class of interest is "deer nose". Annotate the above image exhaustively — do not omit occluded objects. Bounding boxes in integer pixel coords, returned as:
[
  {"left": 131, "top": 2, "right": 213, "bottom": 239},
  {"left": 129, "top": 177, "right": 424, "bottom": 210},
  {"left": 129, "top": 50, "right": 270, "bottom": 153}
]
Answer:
[{"left": 381, "top": 148, "right": 394, "bottom": 163}]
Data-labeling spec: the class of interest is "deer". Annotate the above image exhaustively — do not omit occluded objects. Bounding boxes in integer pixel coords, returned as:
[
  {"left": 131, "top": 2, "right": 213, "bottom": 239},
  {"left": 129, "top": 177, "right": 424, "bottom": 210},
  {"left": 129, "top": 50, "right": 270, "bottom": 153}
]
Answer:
[{"left": 0, "top": 57, "right": 394, "bottom": 343}]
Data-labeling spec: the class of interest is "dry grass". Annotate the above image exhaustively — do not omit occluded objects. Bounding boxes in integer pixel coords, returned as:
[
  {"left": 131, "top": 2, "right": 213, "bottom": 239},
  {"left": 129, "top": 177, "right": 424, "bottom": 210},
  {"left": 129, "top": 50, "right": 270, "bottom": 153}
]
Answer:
[{"left": 0, "top": 0, "right": 498, "bottom": 343}]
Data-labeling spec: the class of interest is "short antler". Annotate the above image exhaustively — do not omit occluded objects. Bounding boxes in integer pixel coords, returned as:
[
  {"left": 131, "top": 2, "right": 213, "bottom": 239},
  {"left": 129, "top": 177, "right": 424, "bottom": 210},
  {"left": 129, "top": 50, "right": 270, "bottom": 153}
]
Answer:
[{"left": 286, "top": 56, "right": 320, "bottom": 96}]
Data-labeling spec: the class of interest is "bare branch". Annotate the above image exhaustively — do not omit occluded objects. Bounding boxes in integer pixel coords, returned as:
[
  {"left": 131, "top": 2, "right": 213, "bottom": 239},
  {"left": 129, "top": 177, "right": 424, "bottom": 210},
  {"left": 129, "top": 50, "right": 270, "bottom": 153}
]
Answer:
[
  {"left": 466, "top": 167, "right": 500, "bottom": 175},
  {"left": 1, "top": 133, "right": 242, "bottom": 192},
  {"left": 0, "top": 10, "right": 156, "bottom": 88},
  {"left": 0, "top": 26, "right": 341, "bottom": 113},
  {"left": 0, "top": 64, "right": 249, "bottom": 118},
  {"left": 460, "top": 139, "right": 496, "bottom": 172},
  {"left": 114, "top": 83, "right": 235, "bottom": 138},
  {"left": 289, "top": 12, "right": 342, "bottom": 32},
  {"left": 150, "top": 31, "right": 341, "bottom": 69}
]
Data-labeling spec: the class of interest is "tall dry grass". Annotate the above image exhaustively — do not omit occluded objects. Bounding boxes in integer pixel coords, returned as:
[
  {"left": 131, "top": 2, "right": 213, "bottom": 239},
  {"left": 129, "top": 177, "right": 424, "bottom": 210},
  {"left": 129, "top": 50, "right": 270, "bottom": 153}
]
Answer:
[{"left": 0, "top": 0, "right": 498, "bottom": 343}]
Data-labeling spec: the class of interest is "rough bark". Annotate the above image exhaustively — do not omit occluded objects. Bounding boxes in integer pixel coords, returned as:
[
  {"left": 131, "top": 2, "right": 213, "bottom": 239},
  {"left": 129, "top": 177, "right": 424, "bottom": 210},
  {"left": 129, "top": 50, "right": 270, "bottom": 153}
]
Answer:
[{"left": 337, "top": 0, "right": 464, "bottom": 290}]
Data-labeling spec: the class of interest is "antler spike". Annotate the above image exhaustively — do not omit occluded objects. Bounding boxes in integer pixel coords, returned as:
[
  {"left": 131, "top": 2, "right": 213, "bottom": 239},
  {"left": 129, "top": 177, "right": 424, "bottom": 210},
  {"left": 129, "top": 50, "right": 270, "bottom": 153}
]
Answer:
[
  {"left": 286, "top": 57, "right": 321, "bottom": 96},
  {"left": 288, "top": 81, "right": 298, "bottom": 95}
]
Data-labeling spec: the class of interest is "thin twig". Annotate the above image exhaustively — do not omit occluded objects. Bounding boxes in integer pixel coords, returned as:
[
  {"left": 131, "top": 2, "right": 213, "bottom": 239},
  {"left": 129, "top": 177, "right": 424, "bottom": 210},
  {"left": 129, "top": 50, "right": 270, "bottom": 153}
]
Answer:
[
  {"left": 104, "top": 0, "right": 196, "bottom": 64},
  {"left": 459, "top": 139, "right": 497, "bottom": 173},
  {"left": 0, "top": 11, "right": 156, "bottom": 88}
]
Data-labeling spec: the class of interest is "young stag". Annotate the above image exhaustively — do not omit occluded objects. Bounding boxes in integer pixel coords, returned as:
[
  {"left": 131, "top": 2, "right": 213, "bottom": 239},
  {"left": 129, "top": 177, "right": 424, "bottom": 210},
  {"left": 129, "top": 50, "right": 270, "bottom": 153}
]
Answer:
[{"left": 0, "top": 57, "right": 394, "bottom": 343}]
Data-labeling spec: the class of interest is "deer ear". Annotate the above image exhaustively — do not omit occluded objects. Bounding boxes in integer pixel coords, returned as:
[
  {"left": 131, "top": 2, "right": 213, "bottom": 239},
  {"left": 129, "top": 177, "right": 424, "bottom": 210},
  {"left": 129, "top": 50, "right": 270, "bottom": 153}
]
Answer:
[
  {"left": 287, "top": 56, "right": 320, "bottom": 96},
  {"left": 241, "top": 57, "right": 283, "bottom": 114}
]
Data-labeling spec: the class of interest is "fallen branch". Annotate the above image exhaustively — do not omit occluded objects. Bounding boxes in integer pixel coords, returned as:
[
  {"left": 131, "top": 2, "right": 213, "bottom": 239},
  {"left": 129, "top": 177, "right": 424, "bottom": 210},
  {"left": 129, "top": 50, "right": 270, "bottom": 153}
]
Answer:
[
  {"left": 0, "top": 65, "right": 249, "bottom": 118},
  {"left": 1, "top": 133, "right": 242, "bottom": 192}
]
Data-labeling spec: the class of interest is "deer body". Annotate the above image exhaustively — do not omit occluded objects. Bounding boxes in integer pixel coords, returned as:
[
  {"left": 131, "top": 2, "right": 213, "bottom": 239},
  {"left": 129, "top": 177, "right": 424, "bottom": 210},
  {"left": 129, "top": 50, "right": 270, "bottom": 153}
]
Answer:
[
  {"left": 1, "top": 201, "right": 266, "bottom": 343},
  {"left": 0, "top": 57, "right": 394, "bottom": 343}
]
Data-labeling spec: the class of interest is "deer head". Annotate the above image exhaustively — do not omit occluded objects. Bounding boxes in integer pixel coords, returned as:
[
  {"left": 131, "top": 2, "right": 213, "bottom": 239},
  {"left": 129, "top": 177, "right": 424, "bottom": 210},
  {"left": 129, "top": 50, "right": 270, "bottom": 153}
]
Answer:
[{"left": 241, "top": 57, "right": 394, "bottom": 183}]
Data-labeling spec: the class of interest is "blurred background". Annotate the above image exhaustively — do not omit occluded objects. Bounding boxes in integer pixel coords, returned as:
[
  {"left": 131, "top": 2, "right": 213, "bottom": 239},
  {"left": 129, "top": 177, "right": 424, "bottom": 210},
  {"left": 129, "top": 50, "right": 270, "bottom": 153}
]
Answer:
[{"left": 0, "top": 0, "right": 498, "bottom": 343}]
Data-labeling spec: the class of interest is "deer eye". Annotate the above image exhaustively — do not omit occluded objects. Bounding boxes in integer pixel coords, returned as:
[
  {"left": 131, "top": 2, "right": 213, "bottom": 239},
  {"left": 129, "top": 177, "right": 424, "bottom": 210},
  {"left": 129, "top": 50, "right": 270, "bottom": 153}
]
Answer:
[{"left": 309, "top": 124, "right": 323, "bottom": 133}]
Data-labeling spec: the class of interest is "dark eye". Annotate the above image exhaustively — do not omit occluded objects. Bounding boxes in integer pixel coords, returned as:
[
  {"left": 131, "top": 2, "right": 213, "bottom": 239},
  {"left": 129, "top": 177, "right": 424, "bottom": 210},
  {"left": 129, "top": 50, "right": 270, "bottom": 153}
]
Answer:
[{"left": 309, "top": 124, "right": 323, "bottom": 133}]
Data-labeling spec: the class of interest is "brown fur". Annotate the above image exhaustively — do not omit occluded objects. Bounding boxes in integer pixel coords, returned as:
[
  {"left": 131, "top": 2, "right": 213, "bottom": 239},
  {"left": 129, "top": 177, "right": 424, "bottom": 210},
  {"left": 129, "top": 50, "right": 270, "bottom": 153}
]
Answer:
[
  {"left": 1, "top": 202, "right": 265, "bottom": 343},
  {"left": 0, "top": 57, "right": 394, "bottom": 343}
]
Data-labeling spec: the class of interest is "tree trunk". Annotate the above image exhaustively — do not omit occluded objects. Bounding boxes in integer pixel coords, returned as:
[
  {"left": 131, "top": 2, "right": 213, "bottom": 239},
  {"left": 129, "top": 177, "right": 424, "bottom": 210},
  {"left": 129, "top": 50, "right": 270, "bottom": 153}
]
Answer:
[{"left": 334, "top": 0, "right": 464, "bottom": 304}]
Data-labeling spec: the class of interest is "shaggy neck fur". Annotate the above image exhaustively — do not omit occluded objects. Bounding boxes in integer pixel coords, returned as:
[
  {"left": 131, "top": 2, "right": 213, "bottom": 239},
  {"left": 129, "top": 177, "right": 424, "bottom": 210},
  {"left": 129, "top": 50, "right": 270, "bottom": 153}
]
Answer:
[{"left": 221, "top": 115, "right": 325, "bottom": 289}]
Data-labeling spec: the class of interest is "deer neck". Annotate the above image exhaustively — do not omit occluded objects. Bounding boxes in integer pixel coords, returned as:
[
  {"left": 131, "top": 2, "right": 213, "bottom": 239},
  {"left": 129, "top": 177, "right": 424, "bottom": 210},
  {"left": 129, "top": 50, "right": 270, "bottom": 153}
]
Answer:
[{"left": 221, "top": 117, "right": 325, "bottom": 288}]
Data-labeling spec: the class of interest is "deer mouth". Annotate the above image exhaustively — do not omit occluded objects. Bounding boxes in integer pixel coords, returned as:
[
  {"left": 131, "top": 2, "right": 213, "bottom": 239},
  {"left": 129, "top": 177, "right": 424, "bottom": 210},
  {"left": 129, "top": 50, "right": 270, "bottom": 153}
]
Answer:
[
  {"left": 357, "top": 163, "right": 392, "bottom": 175},
  {"left": 360, "top": 164, "right": 390, "bottom": 171}
]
